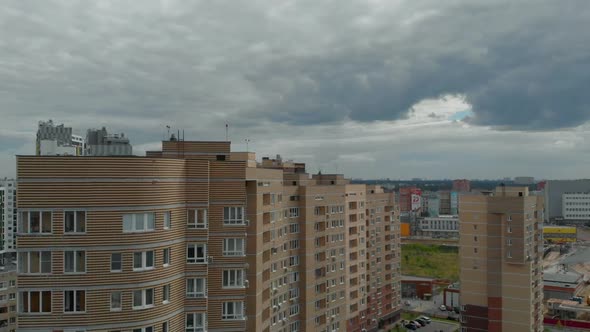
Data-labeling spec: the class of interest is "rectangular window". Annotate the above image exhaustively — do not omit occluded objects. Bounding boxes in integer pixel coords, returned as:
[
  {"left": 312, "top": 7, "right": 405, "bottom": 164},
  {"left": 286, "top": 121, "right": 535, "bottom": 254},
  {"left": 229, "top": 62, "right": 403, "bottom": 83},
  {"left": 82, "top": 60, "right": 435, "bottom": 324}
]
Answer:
[
  {"left": 187, "top": 278, "right": 207, "bottom": 298},
  {"left": 223, "top": 207, "right": 245, "bottom": 225},
  {"left": 162, "top": 284, "right": 170, "bottom": 303},
  {"left": 19, "top": 291, "right": 52, "bottom": 313},
  {"left": 223, "top": 238, "right": 245, "bottom": 256},
  {"left": 123, "top": 213, "right": 155, "bottom": 233},
  {"left": 188, "top": 209, "right": 208, "bottom": 229},
  {"left": 132, "top": 288, "right": 154, "bottom": 309},
  {"left": 187, "top": 244, "right": 207, "bottom": 264},
  {"left": 64, "top": 251, "right": 86, "bottom": 273},
  {"left": 222, "top": 269, "right": 245, "bottom": 288},
  {"left": 64, "top": 290, "right": 85, "bottom": 313},
  {"left": 186, "top": 313, "right": 207, "bottom": 331},
  {"left": 111, "top": 291, "right": 122, "bottom": 311},
  {"left": 111, "top": 253, "right": 122, "bottom": 272},
  {"left": 289, "top": 223, "right": 300, "bottom": 234},
  {"left": 289, "top": 208, "right": 300, "bottom": 218},
  {"left": 163, "top": 211, "right": 171, "bottom": 229},
  {"left": 163, "top": 248, "right": 170, "bottom": 266},
  {"left": 64, "top": 211, "right": 86, "bottom": 233},
  {"left": 162, "top": 321, "right": 169, "bottom": 332},
  {"left": 133, "top": 251, "right": 154, "bottom": 271},
  {"left": 17, "top": 251, "right": 51, "bottom": 274},
  {"left": 133, "top": 327, "right": 154, "bottom": 332},
  {"left": 18, "top": 211, "right": 52, "bottom": 234},
  {"left": 222, "top": 301, "right": 244, "bottom": 320}
]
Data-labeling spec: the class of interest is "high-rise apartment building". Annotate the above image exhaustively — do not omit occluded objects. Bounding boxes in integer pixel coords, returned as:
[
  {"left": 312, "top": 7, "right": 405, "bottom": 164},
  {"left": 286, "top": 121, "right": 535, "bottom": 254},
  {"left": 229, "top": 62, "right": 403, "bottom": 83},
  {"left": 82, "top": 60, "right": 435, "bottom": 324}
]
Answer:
[
  {"left": 36, "top": 120, "right": 85, "bottom": 156},
  {"left": 86, "top": 127, "right": 133, "bottom": 156},
  {"left": 16, "top": 139, "right": 401, "bottom": 331},
  {"left": 0, "top": 179, "right": 17, "bottom": 254},
  {"left": 459, "top": 186, "right": 543, "bottom": 332}
]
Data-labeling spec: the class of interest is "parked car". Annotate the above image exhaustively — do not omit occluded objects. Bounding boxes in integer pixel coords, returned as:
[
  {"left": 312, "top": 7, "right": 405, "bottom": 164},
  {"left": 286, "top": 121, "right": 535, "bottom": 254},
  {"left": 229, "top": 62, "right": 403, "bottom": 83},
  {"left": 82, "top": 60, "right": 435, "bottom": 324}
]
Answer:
[
  {"left": 439, "top": 304, "right": 447, "bottom": 311},
  {"left": 415, "top": 318, "right": 427, "bottom": 326},
  {"left": 419, "top": 316, "right": 431, "bottom": 323},
  {"left": 405, "top": 323, "right": 417, "bottom": 330},
  {"left": 411, "top": 320, "right": 423, "bottom": 327}
]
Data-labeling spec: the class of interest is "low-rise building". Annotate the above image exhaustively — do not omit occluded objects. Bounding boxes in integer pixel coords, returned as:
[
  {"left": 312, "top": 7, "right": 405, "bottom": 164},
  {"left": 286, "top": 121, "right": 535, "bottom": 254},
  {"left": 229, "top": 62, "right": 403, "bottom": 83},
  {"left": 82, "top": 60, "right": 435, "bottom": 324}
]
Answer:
[
  {"left": 419, "top": 215, "right": 459, "bottom": 239},
  {"left": 543, "top": 266, "right": 584, "bottom": 300}
]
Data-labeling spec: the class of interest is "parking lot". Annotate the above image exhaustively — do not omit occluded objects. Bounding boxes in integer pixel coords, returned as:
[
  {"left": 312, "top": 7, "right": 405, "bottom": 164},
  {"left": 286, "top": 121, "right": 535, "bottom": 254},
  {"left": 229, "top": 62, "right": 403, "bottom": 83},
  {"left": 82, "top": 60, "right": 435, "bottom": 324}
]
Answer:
[{"left": 401, "top": 320, "right": 458, "bottom": 332}]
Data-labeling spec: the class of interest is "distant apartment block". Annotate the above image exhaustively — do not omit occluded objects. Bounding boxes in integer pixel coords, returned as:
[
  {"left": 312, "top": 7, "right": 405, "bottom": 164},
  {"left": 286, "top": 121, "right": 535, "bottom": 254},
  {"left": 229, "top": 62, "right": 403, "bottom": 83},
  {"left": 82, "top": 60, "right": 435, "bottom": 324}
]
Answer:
[
  {"left": 459, "top": 186, "right": 543, "bottom": 332},
  {"left": 0, "top": 179, "right": 16, "bottom": 254},
  {"left": 86, "top": 127, "right": 132, "bottom": 156},
  {"left": 15, "top": 139, "right": 401, "bottom": 331},
  {"left": 452, "top": 179, "right": 471, "bottom": 193},
  {"left": 36, "top": 120, "right": 84, "bottom": 156}
]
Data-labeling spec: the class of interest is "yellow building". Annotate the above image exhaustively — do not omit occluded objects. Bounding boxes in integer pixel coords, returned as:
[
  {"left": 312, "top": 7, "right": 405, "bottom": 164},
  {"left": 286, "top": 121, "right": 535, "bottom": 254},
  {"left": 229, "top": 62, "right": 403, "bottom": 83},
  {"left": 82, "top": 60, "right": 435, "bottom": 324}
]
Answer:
[{"left": 543, "top": 226, "right": 577, "bottom": 243}]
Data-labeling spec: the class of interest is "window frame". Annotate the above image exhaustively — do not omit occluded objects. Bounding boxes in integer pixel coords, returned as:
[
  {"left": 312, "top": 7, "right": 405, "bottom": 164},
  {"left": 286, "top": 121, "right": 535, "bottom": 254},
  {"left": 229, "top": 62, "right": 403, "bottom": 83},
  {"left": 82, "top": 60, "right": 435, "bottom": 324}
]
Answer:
[
  {"left": 186, "top": 244, "right": 207, "bottom": 264},
  {"left": 162, "top": 284, "right": 170, "bottom": 304},
  {"left": 111, "top": 253, "right": 122, "bottom": 272},
  {"left": 64, "top": 250, "right": 86, "bottom": 274},
  {"left": 63, "top": 290, "right": 86, "bottom": 313},
  {"left": 186, "top": 278, "right": 207, "bottom": 298},
  {"left": 17, "top": 251, "right": 52, "bottom": 274},
  {"left": 186, "top": 312, "right": 207, "bottom": 331},
  {"left": 132, "top": 288, "right": 155, "bottom": 310},
  {"left": 123, "top": 213, "right": 155, "bottom": 233},
  {"left": 222, "top": 238, "right": 245, "bottom": 256},
  {"left": 222, "top": 269, "right": 245, "bottom": 288},
  {"left": 18, "top": 211, "right": 53, "bottom": 234},
  {"left": 133, "top": 251, "right": 155, "bottom": 271},
  {"left": 163, "top": 211, "right": 171, "bottom": 230},
  {"left": 187, "top": 209, "right": 208, "bottom": 229},
  {"left": 110, "top": 291, "right": 122, "bottom": 311},
  {"left": 223, "top": 207, "right": 245, "bottom": 225},
  {"left": 64, "top": 210, "right": 86, "bottom": 234},
  {"left": 19, "top": 291, "right": 52, "bottom": 313},
  {"left": 222, "top": 301, "right": 245, "bottom": 320},
  {"left": 163, "top": 248, "right": 171, "bottom": 267}
]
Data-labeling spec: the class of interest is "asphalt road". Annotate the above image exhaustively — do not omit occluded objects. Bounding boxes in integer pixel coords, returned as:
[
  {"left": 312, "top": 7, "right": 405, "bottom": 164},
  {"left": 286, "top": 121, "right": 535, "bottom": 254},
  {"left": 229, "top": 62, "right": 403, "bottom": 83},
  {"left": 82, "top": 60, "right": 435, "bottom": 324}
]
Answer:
[{"left": 401, "top": 320, "right": 458, "bottom": 332}]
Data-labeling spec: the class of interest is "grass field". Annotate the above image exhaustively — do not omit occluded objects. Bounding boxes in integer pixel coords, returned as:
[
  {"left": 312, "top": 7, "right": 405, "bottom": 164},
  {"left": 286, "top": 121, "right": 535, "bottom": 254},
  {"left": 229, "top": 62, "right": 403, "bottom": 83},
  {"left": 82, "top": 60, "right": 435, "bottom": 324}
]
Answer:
[{"left": 401, "top": 244, "right": 459, "bottom": 281}]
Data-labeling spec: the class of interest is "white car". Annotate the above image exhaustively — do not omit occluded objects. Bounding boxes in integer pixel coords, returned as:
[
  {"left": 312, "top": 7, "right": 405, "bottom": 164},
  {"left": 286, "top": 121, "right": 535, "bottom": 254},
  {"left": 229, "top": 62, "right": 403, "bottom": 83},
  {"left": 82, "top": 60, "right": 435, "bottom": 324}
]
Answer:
[
  {"left": 439, "top": 304, "right": 447, "bottom": 311},
  {"left": 419, "top": 316, "right": 431, "bottom": 323}
]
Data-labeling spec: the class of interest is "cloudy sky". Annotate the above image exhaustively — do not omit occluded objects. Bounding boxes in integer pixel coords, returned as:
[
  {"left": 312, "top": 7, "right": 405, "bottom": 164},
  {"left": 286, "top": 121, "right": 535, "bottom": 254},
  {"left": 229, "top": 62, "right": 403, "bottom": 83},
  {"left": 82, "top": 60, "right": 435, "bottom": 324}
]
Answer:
[{"left": 1, "top": 0, "right": 589, "bottom": 180}]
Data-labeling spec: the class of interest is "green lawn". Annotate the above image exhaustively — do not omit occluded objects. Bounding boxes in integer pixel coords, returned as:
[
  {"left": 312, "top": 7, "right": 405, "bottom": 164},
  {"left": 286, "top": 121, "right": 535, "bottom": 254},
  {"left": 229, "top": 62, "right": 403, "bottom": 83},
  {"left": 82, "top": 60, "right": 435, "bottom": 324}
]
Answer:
[{"left": 401, "top": 244, "right": 459, "bottom": 281}]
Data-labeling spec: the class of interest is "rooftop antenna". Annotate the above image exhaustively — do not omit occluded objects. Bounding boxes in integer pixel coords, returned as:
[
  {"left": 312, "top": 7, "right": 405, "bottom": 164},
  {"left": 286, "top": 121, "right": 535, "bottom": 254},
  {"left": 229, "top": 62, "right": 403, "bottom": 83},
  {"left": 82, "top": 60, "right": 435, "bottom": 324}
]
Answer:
[
  {"left": 225, "top": 123, "right": 229, "bottom": 141},
  {"left": 245, "top": 139, "right": 251, "bottom": 152},
  {"left": 166, "top": 125, "right": 170, "bottom": 140}
]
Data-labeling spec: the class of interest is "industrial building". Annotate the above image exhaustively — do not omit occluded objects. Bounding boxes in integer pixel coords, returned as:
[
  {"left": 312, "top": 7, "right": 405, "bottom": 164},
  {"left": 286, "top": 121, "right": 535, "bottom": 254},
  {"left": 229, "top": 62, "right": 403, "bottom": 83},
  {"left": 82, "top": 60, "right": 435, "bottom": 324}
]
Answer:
[{"left": 544, "top": 180, "right": 590, "bottom": 223}]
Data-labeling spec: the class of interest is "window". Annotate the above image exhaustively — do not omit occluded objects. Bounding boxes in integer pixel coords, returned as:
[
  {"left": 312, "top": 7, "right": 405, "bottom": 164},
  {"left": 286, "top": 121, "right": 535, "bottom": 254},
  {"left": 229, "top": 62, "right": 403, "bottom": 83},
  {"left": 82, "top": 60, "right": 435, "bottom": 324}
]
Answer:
[
  {"left": 162, "top": 284, "right": 170, "bottom": 303},
  {"left": 187, "top": 244, "right": 207, "bottom": 264},
  {"left": 64, "top": 211, "right": 86, "bottom": 233},
  {"left": 111, "top": 291, "right": 122, "bottom": 311},
  {"left": 163, "top": 211, "right": 171, "bottom": 229},
  {"left": 223, "top": 238, "right": 245, "bottom": 256},
  {"left": 507, "top": 226, "right": 512, "bottom": 233},
  {"left": 133, "top": 288, "right": 154, "bottom": 309},
  {"left": 64, "top": 290, "right": 85, "bottom": 313},
  {"left": 289, "top": 223, "right": 300, "bottom": 233},
  {"left": 186, "top": 313, "right": 207, "bottom": 331},
  {"left": 111, "top": 253, "right": 122, "bottom": 272},
  {"left": 222, "top": 301, "right": 244, "bottom": 320},
  {"left": 162, "top": 321, "right": 169, "bottom": 332},
  {"left": 223, "top": 269, "right": 245, "bottom": 288},
  {"left": 133, "top": 328, "right": 153, "bottom": 332},
  {"left": 163, "top": 248, "right": 171, "bottom": 266},
  {"left": 9, "top": 293, "right": 15, "bottom": 300},
  {"left": 290, "top": 304, "right": 300, "bottom": 316},
  {"left": 188, "top": 209, "right": 208, "bottom": 229},
  {"left": 289, "top": 208, "right": 300, "bottom": 218},
  {"left": 19, "top": 291, "right": 51, "bottom": 313},
  {"left": 9, "top": 280, "right": 15, "bottom": 287},
  {"left": 64, "top": 251, "right": 86, "bottom": 273},
  {"left": 187, "top": 278, "right": 207, "bottom": 298},
  {"left": 133, "top": 251, "right": 154, "bottom": 271},
  {"left": 17, "top": 251, "right": 51, "bottom": 274},
  {"left": 18, "top": 211, "right": 52, "bottom": 234},
  {"left": 507, "top": 251, "right": 512, "bottom": 258},
  {"left": 223, "top": 207, "right": 245, "bottom": 225},
  {"left": 123, "top": 213, "right": 155, "bottom": 233}
]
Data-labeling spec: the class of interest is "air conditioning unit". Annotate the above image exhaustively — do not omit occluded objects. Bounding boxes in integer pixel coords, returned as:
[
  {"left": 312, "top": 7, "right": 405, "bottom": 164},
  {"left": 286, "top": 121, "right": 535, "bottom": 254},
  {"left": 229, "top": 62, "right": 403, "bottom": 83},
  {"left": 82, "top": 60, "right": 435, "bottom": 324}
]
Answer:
[
  {"left": 207, "top": 256, "right": 213, "bottom": 263},
  {"left": 244, "top": 280, "right": 249, "bottom": 288},
  {"left": 290, "top": 298, "right": 295, "bottom": 303}
]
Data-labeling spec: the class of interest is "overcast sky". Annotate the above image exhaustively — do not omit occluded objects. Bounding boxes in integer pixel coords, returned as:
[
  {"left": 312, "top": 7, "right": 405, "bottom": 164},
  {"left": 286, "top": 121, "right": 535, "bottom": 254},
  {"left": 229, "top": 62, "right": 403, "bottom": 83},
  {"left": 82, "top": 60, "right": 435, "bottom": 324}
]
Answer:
[{"left": 1, "top": 0, "right": 589, "bottom": 180}]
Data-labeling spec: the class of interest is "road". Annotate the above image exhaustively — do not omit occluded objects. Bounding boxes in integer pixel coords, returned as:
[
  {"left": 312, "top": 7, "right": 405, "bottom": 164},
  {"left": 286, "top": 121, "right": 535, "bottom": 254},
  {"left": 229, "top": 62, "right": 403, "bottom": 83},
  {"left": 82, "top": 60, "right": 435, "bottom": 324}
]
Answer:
[{"left": 399, "top": 320, "right": 458, "bottom": 332}]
